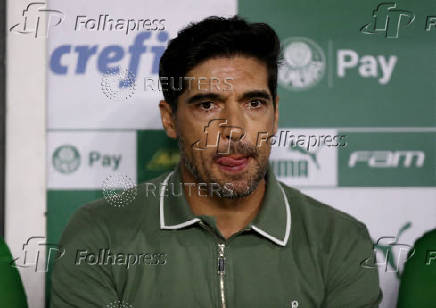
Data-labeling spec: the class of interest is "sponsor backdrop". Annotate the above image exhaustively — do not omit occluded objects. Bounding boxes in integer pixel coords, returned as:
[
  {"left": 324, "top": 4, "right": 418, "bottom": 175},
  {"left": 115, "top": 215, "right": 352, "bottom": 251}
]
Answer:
[{"left": 43, "top": 0, "right": 436, "bottom": 307}]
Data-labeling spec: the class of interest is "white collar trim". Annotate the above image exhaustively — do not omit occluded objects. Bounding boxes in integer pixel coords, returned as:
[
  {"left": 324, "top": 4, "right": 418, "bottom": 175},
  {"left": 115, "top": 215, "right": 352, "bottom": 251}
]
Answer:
[
  {"left": 159, "top": 171, "right": 201, "bottom": 229},
  {"left": 250, "top": 183, "right": 291, "bottom": 247},
  {"left": 160, "top": 171, "right": 292, "bottom": 246}
]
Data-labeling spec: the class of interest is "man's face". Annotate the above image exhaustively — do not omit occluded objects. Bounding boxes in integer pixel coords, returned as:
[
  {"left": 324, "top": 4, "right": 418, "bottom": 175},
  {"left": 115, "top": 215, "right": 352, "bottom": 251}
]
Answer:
[{"left": 161, "top": 55, "right": 279, "bottom": 198}]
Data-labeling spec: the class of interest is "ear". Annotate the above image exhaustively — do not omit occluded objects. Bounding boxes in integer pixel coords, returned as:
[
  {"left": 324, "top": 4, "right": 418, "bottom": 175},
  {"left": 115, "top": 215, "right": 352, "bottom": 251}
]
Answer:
[
  {"left": 159, "top": 100, "right": 177, "bottom": 139},
  {"left": 273, "top": 95, "right": 280, "bottom": 135}
]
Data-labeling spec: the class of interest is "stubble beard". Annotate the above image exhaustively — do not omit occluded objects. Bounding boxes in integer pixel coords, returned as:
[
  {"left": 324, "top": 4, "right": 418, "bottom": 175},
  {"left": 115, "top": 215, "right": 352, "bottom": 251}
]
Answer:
[{"left": 177, "top": 135, "right": 269, "bottom": 199}]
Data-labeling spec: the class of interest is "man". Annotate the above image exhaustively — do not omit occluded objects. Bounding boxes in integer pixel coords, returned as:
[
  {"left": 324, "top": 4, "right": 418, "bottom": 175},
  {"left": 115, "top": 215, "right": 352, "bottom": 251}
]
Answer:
[{"left": 50, "top": 16, "right": 382, "bottom": 307}]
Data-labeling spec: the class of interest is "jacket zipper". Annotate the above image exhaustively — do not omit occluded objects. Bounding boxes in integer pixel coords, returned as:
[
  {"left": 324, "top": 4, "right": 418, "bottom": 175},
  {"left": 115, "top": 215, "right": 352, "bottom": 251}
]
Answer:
[
  {"left": 199, "top": 221, "right": 227, "bottom": 308},
  {"left": 217, "top": 243, "right": 226, "bottom": 308}
]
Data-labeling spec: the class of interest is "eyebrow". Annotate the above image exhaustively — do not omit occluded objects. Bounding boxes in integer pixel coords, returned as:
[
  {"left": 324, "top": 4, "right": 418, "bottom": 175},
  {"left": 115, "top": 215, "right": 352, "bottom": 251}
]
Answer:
[
  {"left": 239, "top": 90, "right": 272, "bottom": 102},
  {"left": 186, "top": 93, "right": 225, "bottom": 104},
  {"left": 186, "top": 90, "right": 272, "bottom": 105}
]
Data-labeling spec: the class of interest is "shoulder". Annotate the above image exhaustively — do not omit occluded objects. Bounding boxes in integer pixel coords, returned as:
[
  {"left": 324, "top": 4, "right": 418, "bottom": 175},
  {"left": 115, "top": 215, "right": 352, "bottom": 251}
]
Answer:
[
  {"left": 60, "top": 171, "right": 172, "bottom": 247},
  {"left": 0, "top": 237, "right": 28, "bottom": 307},
  {"left": 0, "top": 236, "right": 12, "bottom": 259},
  {"left": 412, "top": 229, "right": 436, "bottom": 248},
  {"left": 403, "top": 228, "right": 436, "bottom": 264},
  {"left": 279, "top": 182, "right": 372, "bottom": 250}
]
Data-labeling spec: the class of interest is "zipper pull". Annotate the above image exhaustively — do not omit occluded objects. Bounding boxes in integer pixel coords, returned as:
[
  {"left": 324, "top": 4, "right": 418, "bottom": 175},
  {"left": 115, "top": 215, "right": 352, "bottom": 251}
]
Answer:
[
  {"left": 217, "top": 243, "right": 227, "bottom": 308},
  {"left": 217, "top": 243, "right": 225, "bottom": 274}
]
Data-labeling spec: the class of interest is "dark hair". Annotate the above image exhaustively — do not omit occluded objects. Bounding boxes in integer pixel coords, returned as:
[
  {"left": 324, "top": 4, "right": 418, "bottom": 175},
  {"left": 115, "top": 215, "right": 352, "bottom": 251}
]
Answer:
[{"left": 159, "top": 15, "right": 281, "bottom": 112}]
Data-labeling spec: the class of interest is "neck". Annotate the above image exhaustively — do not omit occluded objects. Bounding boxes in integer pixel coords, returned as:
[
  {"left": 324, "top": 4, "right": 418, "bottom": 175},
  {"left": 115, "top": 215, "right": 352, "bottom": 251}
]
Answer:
[{"left": 180, "top": 163, "right": 266, "bottom": 239}]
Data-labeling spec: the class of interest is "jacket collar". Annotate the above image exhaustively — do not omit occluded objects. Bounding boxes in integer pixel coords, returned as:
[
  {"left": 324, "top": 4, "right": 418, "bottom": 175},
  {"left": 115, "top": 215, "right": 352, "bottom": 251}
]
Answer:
[{"left": 159, "top": 162, "right": 291, "bottom": 246}]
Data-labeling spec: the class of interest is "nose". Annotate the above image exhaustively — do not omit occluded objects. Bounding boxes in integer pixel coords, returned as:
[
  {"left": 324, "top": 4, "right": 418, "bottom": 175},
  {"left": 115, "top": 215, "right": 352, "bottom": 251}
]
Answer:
[{"left": 221, "top": 99, "right": 246, "bottom": 142}]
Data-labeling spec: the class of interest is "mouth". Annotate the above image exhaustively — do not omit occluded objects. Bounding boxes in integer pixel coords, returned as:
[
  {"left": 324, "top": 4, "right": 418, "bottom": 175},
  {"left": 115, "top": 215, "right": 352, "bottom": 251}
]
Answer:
[{"left": 215, "top": 155, "right": 250, "bottom": 173}]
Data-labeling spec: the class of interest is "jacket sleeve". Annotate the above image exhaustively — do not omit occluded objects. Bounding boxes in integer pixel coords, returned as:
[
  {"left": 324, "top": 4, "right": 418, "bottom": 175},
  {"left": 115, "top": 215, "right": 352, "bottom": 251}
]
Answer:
[
  {"left": 50, "top": 205, "right": 119, "bottom": 308},
  {"left": 322, "top": 225, "right": 383, "bottom": 308}
]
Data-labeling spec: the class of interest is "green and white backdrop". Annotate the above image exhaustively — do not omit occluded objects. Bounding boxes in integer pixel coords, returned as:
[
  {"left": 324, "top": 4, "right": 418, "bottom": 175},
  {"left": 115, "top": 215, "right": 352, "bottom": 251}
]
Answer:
[{"left": 6, "top": 0, "right": 436, "bottom": 307}]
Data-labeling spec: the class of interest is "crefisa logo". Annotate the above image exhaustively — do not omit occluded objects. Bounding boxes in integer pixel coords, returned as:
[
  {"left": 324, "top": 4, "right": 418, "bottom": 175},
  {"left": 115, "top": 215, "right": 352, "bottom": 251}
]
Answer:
[
  {"left": 278, "top": 37, "right": 326, "bottom": 91},
  {"left": 52, "top": 145, "right": 81, "bottom": 174}
]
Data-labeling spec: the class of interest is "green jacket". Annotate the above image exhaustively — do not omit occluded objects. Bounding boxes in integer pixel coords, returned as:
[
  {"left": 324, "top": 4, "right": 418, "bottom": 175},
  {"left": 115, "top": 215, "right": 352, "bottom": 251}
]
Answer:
[
  {"left": 50, "top": 163, "right": 382, "bottom": 307},
  {"left": 398, "top": 229, "right": 436, "bottom": 307},
  {"left": 0, "top": 236, "right": 28, "bottom": 308}
]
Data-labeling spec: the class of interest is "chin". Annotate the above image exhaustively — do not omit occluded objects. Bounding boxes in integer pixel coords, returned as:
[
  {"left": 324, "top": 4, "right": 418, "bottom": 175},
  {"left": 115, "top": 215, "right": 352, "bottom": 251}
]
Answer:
[{"left": 222, "top": 179, "right": 259, "bottom": 198}]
